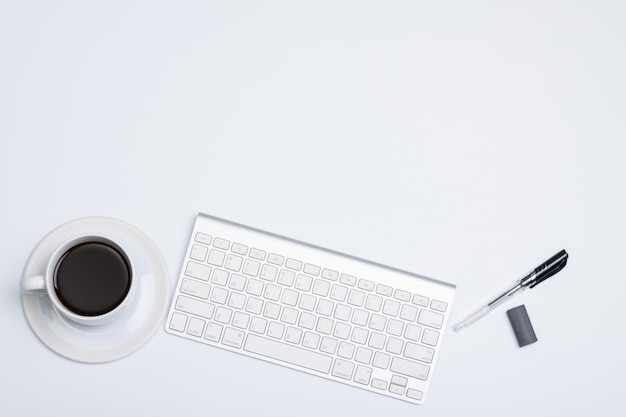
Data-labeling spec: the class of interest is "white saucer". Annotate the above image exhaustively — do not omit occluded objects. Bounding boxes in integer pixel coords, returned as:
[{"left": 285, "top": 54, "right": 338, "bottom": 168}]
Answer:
[{"left": 21, "top": 217, "right": 170, "bottom": 363}]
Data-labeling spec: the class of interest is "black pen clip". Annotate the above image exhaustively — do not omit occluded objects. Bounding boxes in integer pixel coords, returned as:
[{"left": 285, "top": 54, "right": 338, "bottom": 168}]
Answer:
[{"left": 529, "top": 249, "right": 569, "bottom": 288}]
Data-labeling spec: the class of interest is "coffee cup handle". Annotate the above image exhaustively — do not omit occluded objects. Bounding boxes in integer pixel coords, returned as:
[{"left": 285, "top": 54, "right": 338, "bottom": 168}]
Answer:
[{"left": 20, "top": 275, "right": 46, "bottom": 293}]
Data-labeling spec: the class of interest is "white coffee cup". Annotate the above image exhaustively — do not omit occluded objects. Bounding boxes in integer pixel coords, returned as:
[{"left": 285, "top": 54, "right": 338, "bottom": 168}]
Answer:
[{"left": 20, "top": 235, "right": 135, "bottom": 326}]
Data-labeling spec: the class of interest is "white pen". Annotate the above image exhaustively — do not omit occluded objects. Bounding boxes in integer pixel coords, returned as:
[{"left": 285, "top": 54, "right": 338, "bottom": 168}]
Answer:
[{"left": 453, "top": 250, "right": 568, "bottom": 332}]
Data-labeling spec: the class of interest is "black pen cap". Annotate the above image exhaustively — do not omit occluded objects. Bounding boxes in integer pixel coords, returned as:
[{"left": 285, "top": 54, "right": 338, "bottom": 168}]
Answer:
[
  {"left": 529, "top": 249, "right": 568, "bottom": 288},
  {"left": 507, "top": 305, "right": 537, "bottom": 347}
]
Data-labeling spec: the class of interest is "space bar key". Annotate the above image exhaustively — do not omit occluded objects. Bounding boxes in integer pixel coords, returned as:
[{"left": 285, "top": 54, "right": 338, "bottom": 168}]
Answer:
[{"left": 244, "top": 334, "right": 333, "bottom": 374}]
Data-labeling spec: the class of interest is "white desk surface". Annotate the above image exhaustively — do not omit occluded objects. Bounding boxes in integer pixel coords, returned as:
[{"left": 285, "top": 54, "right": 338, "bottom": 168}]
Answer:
[{"left": 2, "top": 1, "right": 625, "bottom": 415}]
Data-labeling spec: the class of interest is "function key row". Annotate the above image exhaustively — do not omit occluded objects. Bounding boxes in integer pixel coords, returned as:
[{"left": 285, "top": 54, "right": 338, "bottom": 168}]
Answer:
[
  {"left": 195, "top": 233, "right": 296, "bottom": 269},
  {"left": 195, "top": 233, "right": 259, "bottom": 259}
]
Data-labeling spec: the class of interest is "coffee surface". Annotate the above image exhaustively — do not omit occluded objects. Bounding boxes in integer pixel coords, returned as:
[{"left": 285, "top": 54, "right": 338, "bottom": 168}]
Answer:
[{"left": 54, "top": 242, "right": 131, "bottom": 316}]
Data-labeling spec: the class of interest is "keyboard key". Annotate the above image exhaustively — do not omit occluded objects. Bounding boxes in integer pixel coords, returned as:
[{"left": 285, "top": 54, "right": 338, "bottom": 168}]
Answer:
[
  {"left": 422, "top": 328, "right": 440, "bottom": 346},
  {"left": 231, "top": 242, "right": 248, "bottom": 255},
  {"left": 312, "top": 279, "right": 330, "bottom": 297},
  {"left": 263, "top": 284, "right": 281, "bottom": 301},
  {"left": 368, "top": 314, "right": 386, "bottom": 331},
  {"left": 294, "top": 274, "right": 313, "bottom": 292},
  {"left": 391, "top": 375, "right": 408, "bottom": 387},
  {"left": 390, "top": 357, "right": 429, "bottom": 380},
  {"left": 330, "top": 284, "right": 348, "bottom": 302},
  {"left": 407, "top": 389, "right": 423, "bottom": 401},
  {"left": 339, "top": 274, "right": 357, "bottom": 286},
  {"left": 277, "top": 269, "right": 296, "bottom": 286},
  {"left": 207, "top": 249, "right": 226, "bottom": 266},
  {"left": 194, "top": 232, "right": 211, "bottom": 245},
  {"left": 354, "top": 365, "right": 372, "bottom": 385},
  {"left": 371, "top": 378, "right": 387, "bottom": 390},
  {"left": 246, "top": 278, "right": 264, "bottom": 296},
  {"left": 260, "top": 264, "right": 278, "bottom": 281},
  {"left": 228, "top": 292, "right": 246, "bottom": 310},
  {"left": 333, "top": 322, "right": 351, "bottom": 339},
  {"left": 242, "top": 259, "right": 261, "bottom": 276},
  {"left": 211, "top": 269, "right": 229, "bottom": 286},
  {"left": 316, "top": 317, "right": 334, "bottom": 335},
  {"left": 204, "top": 322, "right": 223, "bottom": 342},
  {"left": 232, "top": 312, "right": 250, "bottom": 329},
  {"left": 347, "top": 289, "right": 365, "bottom": 307},
  {"left": 298, "top": 293, "right": 317, "bottom": 311},
  {"left": 175, "top": 295, "right": 215, "bottom": 319},
  {"left": 210, "top": 287, "right": 228, "bottom": 304},
  {"left": 281, "top": 288, "right": 299, "bottom": 306},
  {"left": 267, "top": 322, "right": 285, "bottom": 339},
  {"left": 213, "top": 237, "right": 230, "bottom": 250},
  {"left": 320, "top": 336, "right": 338, "bottom": 354},
  {"left": 285, "top": 258, "right": 302, "bottom": 270},
  {"left": 316, "top": 299, "right": 334, "bottom": 317},
  {"left": 179, "top": 318, "right": 201, "bottom": 337},
  {"left": 267, "top": 253, "right": 284, "bottom": 265},
  {"left": 394, "top": 289, "right": 411, "bottom": 302},
  {"left": 358, "top": 279, "right": 375, "bottom": 291},
  {"left": 364, "top": 294, "right": 383, "bottom": 312},
  {"left": 185, "top": 262, "right": 211, "bottom": 281},
  {"left": 302, "top": 332, "right": 320, "bottom": 349},
  {"left": 244, "top": 334, "right": 333, "bottom": 373},
  {"left": 376, "top": 284, "right": 393, "bottom": 297},
  {"left": 280, "top": 307, "right": 299, "bottom": 325},
  {"left": 331, "top": 359, "right": 355, "bottom": 380},
  {"left": 412, "top": 294, "right": 429, "bottom": 307},
  {"left": 334, "top": 304, "right": 352, "bottom": 321},
  {"left": 350, "top": 327, "right": 368, "bottom": 345},
  {"left": 382, "top": 299, "right": 400, "bottom": 317},
  {"left": 298, "top": 312, "right": 316, "bottom": 329},
  {"left": 321, "top": 268, "right": 339, "bottom": 281},
  {"left": 400, "top": 304, "right": 418, "bottom": 321},
  {"left": 337, "top": 341, "right": 355, "bottom": 359},
  {"left": 431, "top": 299, "right": 448, "bottom": 312},
  {"left": 180, "top": 278, "right": 211, "bottom": 299},
  {"left": 368, "top": 332, "right": 386, "bottom": 350},
  {"left": 250, "top": 248, "right": 266, "bottom": 260},
  {"left": 386, "top": 337, "right": 403, "bottom": 355},
  {"left": 351, "top": 309, "right": 369, "bottom": 326},
  {"left": 214, "top": 306, "right": 233, "bottom": 324},
  {"left": 222, "top": 327, "right": 244, "bottom": 348},
  {"left": 386, "top": 319, "right": 404, "bottom": 336},
  {"left": 284, "top": 327, "right": 303, "bottom": 344},
  {"left": 249, "top": 317, "right": 267, "bottom": 334},
  {"left": 354, "top": 347, "right": 373, "bottom": 364},
  {"left": 245, "top": 297, "right": 263, "bottom": 315},
  {"left": 228, "top": 274, "right": 246, "bottom": 291},
  {"left": 190, "top": 244, "right": 208, "bottom": 262},
  {"left": 224, "top": 254, "right": 243, "bottom": 272},
  {"left": 404, "top": 343, "right": 435, "bottom": 363},
  {"left": 405, "top": 324, "right": 422, "bottom": 342},
  {"left": 303, "top": 263, "right": 321, "bottom": 276},
  {"left": 169, "top": 312, "right": 188, "bottom": 332},
  {"left": 263, "top": 302, "right": 281, "bottom": 320},
  {"left": 372, "top": 352, "right": 390, "bottom": 369},
  {"left": 417, "top": 310, "right": 444, "bottom": 329},
  {"left": 389, "top": 384, "right": 405, "bottom": 395}
]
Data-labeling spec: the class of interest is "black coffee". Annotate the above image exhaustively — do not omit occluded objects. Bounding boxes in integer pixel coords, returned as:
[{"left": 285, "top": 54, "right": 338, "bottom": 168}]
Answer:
[{"left": 53, "top": 242, "right": 132, "bottom": 317}]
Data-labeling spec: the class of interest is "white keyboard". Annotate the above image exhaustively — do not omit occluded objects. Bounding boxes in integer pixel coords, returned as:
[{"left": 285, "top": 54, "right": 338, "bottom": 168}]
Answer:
[{"left": 165, "top": 213, "right": 455, "bottom": 405}]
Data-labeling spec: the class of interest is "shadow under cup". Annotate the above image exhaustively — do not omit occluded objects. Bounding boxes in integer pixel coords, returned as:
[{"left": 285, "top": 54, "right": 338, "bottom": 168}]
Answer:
[{"left": 53, "top": 241, "right": 132, "bottom": 317}]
